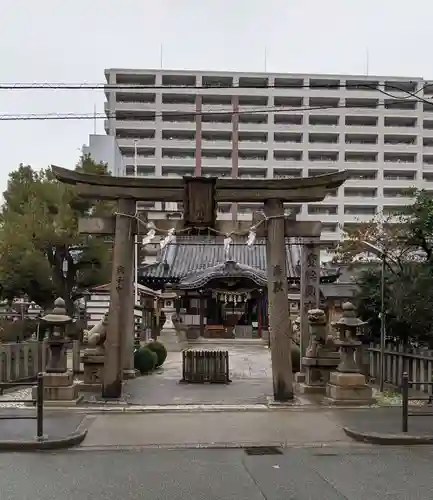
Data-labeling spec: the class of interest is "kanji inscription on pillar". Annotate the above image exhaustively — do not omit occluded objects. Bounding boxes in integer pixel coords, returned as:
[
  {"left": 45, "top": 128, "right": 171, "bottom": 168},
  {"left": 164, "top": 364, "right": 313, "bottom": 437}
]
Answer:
[
  {"left": 272, "top": 264, "right": 284, "bottom": 294},
  {"left": 300, "top": 242, "right": 320, "bottom": 358}
]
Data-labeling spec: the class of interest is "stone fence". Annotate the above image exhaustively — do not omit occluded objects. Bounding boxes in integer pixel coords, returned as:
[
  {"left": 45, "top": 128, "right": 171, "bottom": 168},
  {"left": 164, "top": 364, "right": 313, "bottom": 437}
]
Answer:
[
  {"left": 0, "top": 340, "right": 81, "bottom": 384},
  {"left": 368, "top": 343, "right": 433, "bottom": 394}
]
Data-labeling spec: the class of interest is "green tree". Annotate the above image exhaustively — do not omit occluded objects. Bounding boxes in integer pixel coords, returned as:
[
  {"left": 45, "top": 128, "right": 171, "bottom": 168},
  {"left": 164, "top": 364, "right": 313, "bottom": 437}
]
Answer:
[
  {"left": 335, "top": 190, "right": 433, "bottom": 345},
  {"left": 0, "top": 155, "right": 113, "bottom": 313}
]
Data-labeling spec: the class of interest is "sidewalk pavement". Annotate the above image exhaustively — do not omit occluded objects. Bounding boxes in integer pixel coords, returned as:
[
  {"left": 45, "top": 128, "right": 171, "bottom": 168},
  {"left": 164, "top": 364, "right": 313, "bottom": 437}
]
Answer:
[
  {"left": 80, "top": 409, "right": 351, "bottom": 449},
  {"left": 337, "top": 407, "right": 433, "bottom": 444},
  {"left": 0, "top": 411, "right": 88, "bottom": 450},
  {"left": 2, "top": 406, "right": 433, "bottom": 449}
]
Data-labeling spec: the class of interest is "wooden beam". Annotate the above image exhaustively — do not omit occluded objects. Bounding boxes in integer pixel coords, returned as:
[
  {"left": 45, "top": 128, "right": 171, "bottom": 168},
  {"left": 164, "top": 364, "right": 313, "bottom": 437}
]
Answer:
[
  {"left": 53, "top": 165, "right": 348, "bottom": 192},
  {"left": 216, "top": 171, "right": 348, "bottom": 191},
  {"left": 215, "top": 187, "right": 328, "bottom": 203},
  {"left": 78, "top": 217, "right": 185, "bottom": 235},
  {"left": 75, "top": 184, "right": 184, "bottom": 201},
  {"left": 52, "top": 165, "right": 184, "bottom": 189}
]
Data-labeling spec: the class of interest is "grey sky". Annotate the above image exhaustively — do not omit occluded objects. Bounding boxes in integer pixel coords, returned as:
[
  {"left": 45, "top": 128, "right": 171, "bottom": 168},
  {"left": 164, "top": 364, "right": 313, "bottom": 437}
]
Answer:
[{"left": 0, "top": 0, "right": 430, "bottom": 192}]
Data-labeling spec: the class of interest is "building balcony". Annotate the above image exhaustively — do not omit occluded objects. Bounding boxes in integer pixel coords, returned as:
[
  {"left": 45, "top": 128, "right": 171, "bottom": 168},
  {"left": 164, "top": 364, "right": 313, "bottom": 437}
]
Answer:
[
  {"left": 200, "top": 157, "right": 232, "bottom": 166},
  {"left": 201, "top": 121, "right": 234, "bottom": 132},
  {"left": 123, "top": 156, "right": 155, "bottom": 166},
  {"left": 112, "top": 101, "right": 156, "bottom": 112},
  {"left": 382, "top": 160, "right": 419, "bottom": 169},
  {"left": 113, "top": 119, "right": 156, "bottom": 130},
  {"left": 382, "top": 142, "right": 418, "bottom": 151},
  {"left": 117, "top": 138, "right": 156, "bottom": 149},
  {"left": 238, "top": 158, "right": 267, "bottom": 167},
  {"left": 344, "top": 142, "right": 379, "bottom": 151},
  {"left": 344, "top": 179, "right": 379, "bottom": 188},
  {"left": 160, "top": 157, "right": 195, "bottom": 167},
  {"left": 160, "top": 139, "right": 197, "bottom": 149},
  {"left": 201, "top": 139, "right": 232, "bottom": 149},
  {"left": 382, "top": 126, "right": 419, "bottom": 135},
  {"left": 237, "top": 122, "right": 269, "bottom": 132},
  {"left": 238, "top": 140, "right": 269, "bottom": 150},
  {"left": 343, "top": 213, "right": 378, "bottom": 223},
  {"left": 382, "top": 178, "right": 418, "bottom": 188}
]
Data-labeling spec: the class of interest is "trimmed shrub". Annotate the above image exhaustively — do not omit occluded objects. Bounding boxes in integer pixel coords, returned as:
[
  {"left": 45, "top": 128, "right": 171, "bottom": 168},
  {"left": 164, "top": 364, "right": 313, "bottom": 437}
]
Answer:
[
  {"left": 146, "top": 341, "right": 167, "bottom": 367},
  {"left": 291, "top": 342, "right": 301, "bottom": 373},
  {"left": 134, "top": 347, "right": 158, "bottom": 374}
]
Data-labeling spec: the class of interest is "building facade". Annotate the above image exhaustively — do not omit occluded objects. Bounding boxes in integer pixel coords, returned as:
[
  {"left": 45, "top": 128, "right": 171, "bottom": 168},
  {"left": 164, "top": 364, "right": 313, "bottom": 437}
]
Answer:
[
  {"left": 103, "top": 68, "right": 433, "bottom": 244},
  {"left": 82, "top": 134, "right": 124, "bottom": 176}
]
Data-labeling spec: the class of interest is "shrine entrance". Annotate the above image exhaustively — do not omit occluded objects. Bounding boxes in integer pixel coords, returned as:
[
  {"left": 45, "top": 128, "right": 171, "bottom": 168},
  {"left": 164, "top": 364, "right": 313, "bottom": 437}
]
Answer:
[{"left": 52, "top": 167, "right": 348, "bottom": 401}]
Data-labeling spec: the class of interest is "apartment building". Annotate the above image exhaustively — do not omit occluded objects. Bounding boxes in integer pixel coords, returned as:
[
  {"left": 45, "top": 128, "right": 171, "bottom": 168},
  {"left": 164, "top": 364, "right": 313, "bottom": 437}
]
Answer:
[{"left": 103, "top": 68, "right": 433, "bottom": 244}]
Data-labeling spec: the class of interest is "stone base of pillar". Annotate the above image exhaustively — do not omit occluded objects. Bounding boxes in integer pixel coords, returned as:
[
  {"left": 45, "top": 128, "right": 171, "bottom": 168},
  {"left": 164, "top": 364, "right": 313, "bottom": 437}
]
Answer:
[
  {"left": 80, "top": 353, "right": 105, "bottom": 392},
  {"left": 324, "top": 371, "right": 375, "bottom": 405},
  {"left": 158, "top": 328, "right": 183, "bottom": 352},
  {"left": 32, "top": 371, "right": 82, "bottom": 404},
  {"left": 297, "top": 355, "right": 339, "bottom": 395}
]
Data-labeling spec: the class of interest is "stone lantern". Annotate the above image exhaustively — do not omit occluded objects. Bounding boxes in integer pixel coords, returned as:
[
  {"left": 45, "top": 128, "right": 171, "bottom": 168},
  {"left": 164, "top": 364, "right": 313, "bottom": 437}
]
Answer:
[
  {"left": 325, "top": 302, "right": 374, "bottom": 405},
  {"left": 33, "top": 297, "right": 82, "bottom": 405},
  {"left": 41, "top": 297, "right": 71, "bottom": 373},
  {"left": 157, "top": 283, "right": 183, "bottom": 351}
]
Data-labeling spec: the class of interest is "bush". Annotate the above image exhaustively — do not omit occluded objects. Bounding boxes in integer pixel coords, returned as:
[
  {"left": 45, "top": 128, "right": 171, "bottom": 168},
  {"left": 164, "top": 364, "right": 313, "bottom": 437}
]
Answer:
[
  {"left": 291, "top": 342, "right": 301, "bottom": 373},
  {"left": 146, "top": 341, "right": 167, "bottom": 367},
  {"left": 134, "top": 347, "right": 158, "bottom": 374}
]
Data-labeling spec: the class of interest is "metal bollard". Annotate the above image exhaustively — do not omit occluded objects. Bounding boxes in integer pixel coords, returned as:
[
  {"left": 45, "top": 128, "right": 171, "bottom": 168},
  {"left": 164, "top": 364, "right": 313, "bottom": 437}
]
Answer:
[
  {"left": 36, "top": 372, "right": 44, "bottom": 440},
  {"left": 402, "top": 372, "right": 409, "bottom": 433}
]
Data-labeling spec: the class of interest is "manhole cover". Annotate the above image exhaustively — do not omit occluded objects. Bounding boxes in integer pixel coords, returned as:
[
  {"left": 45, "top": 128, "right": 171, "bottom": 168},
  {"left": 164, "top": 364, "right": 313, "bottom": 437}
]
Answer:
[{"left": 244, "top": 446, "right": 283, "bottom": 456}]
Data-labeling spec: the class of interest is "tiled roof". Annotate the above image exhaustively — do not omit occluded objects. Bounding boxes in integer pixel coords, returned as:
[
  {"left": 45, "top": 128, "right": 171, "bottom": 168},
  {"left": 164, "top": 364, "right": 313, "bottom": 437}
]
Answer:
[{"left": 139, "top": 236, "right": 338, "bottom": 284}]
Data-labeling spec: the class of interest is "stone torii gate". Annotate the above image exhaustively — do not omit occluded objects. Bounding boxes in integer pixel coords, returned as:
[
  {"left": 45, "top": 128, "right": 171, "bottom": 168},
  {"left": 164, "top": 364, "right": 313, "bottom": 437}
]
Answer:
[{"left": 52, "top": 166, "right": 348, "bottom": 401}]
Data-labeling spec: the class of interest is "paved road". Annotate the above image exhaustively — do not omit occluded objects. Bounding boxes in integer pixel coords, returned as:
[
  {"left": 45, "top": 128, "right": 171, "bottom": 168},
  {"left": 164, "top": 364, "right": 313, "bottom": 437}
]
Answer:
[{"left": 3, "top": 446, "right": 433, "bottom": 499}]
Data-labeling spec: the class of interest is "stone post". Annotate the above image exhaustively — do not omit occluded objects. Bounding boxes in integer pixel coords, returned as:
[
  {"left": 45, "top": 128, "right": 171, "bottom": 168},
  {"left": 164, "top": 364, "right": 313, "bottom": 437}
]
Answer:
[
  {"left": 264, "top": 199, "right": 293, "bottom": 401},
  {"left": 300, "top": 241, "right": 320, "bottom": 360},
  {"left": 325, "top": 302, "right": 375, "bottom": 405},
  {"left": 103, "top": 198, "right": 135, "bottom": 398},
  {"left": 158, "top": 286, "right": 182, "bottom": 351}
]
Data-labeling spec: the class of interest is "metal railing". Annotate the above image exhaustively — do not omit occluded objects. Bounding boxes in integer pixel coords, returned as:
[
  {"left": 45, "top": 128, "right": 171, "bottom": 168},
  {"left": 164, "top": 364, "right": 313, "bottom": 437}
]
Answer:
[
  {"left": 0, "top": 373, "right": 44, "bottom": 440},
  {"left": 401, "top": 372, "right": 433, "bottom": 433}
]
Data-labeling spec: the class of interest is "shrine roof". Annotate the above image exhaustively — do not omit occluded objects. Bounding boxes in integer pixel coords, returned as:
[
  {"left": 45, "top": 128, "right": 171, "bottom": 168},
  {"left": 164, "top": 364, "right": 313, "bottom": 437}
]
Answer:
[{"left": 139, "top": 236, "right": 339, "bottom": 287}]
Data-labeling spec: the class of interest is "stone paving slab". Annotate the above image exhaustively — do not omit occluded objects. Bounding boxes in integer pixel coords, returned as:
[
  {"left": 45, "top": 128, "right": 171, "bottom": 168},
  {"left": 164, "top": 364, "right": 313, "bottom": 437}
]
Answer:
[{"left": 84, "top": 344, "right": 274, "bottom": 406}]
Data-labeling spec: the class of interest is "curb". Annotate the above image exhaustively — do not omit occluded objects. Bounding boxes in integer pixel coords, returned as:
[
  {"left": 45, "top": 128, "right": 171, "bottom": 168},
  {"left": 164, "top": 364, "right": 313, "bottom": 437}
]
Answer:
[
  {"left": 77, "top": 439, "right": 362, "bottom": 452},
  {"left": 0, "top": 403, "right": 384, "bottom": 414},
  {"left": 343, "top": 426, "right": 433, "bottom": 445},
  {"left": 0, "top": 416, "right": 91, "bottom": 452}
]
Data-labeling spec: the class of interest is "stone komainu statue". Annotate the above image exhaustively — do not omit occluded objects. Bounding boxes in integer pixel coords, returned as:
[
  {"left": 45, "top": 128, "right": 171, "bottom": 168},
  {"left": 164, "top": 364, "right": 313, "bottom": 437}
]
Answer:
[
  {"left": 83, "top": 311, "right": 109, "bottom": 354},
  {"left": 306, "top": 308, "right": 338, "bottom": 357}
]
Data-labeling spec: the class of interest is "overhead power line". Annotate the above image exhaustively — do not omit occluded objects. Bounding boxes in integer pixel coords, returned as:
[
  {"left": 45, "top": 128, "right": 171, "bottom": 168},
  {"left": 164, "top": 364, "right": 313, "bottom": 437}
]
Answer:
[
  {"left": 0, "top": 98, "right": 429, "bottom": 122},
  {"left": 0, "top": 81, "right": 432, "bottom": 96}
]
